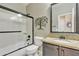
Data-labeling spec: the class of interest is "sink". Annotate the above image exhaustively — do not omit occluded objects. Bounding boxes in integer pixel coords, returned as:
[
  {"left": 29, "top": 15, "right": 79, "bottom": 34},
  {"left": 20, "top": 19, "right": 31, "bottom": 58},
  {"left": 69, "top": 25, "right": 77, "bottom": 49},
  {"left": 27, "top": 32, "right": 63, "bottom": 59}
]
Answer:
[
  {"left": 46, "top": 37, "right": 71, "bottom": 43},
  {"left": 55, "top": 39, "right": 72, "bottom": 43},
  {"left": 67, "top": 39, "right": 79, "bottom": 44},
  {"left": 46, "top": 37, "right": 79, "bottom": 44},
  {"left": 59, "top": 39, "right": 72, "bottom": 43}
]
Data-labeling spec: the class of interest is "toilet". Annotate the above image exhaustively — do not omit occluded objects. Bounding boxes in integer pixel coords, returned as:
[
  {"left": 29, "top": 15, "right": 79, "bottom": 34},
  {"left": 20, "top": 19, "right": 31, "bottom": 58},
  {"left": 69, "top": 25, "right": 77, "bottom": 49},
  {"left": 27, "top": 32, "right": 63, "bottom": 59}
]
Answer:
[
  {"left": 25, "top": 36, "right": 43, "bottom": 56},
  {"left": 25, "top": 45, "right": 39, "bottom": 56},
  {"left": 34, "top": 36, "right": 43, "bottom": 46}
]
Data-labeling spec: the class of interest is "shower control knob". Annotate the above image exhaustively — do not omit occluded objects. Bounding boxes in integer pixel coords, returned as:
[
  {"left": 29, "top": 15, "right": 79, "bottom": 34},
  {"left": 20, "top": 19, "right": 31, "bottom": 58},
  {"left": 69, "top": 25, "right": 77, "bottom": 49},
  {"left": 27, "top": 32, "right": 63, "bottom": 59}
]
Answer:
[
  {"left": 26, "top": 39, "right": 30, "bottom": 41},
  {"left": 28, "top": 35, "right": 31, "bottom": 38}
]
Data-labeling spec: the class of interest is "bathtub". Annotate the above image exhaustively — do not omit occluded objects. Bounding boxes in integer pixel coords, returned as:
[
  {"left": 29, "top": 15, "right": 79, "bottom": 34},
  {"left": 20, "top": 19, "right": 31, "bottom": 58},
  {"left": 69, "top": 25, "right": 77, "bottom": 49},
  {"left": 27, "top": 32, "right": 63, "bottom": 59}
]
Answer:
[
  {"left": 0, "top": 41, "right": 30, "bottom": 56},
  {"left": 0, "top": 36, "right": 43, "bottom": 56}
]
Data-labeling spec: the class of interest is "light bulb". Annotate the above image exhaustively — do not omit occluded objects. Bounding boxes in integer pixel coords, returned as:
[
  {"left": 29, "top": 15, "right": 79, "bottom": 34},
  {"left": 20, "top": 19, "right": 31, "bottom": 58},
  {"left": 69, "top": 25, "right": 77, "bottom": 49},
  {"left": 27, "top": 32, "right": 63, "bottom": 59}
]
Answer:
[{"left": 17, "top": 14, "right": 22, "bottom": 17}]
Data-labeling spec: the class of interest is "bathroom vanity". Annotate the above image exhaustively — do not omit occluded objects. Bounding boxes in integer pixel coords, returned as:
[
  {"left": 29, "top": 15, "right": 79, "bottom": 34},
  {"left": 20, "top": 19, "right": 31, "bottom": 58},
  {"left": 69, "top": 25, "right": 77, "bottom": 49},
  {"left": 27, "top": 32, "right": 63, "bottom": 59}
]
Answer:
[
  {"left": 43, "top": 42, "right": 79, "bottom": 56},
  {"left": 42, "top": 3, "right": 79, "bottom": 56},
  {"left": 42, "top": 37, "right": 79, "bottom": 56}
]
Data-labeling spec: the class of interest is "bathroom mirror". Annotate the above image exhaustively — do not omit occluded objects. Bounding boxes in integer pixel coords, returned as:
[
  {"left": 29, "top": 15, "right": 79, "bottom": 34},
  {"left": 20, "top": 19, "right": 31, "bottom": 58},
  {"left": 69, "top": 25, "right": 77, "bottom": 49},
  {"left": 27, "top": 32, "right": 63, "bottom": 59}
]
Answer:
[{"left": 50, "top": 3, "right": 77, "bottom": 33}]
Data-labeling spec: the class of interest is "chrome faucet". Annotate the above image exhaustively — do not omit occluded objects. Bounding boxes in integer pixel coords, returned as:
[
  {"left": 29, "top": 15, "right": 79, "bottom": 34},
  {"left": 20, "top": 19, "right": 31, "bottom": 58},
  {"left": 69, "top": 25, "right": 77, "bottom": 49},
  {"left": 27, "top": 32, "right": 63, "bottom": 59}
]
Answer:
[{"left": 59, "top": 36, "right": 65, "bottom": 39}]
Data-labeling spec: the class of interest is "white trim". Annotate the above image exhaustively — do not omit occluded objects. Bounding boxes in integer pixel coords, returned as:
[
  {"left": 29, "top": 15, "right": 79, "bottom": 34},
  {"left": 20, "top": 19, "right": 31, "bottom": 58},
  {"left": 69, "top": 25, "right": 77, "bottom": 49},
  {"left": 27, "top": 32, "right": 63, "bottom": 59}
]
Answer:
[{"left": 72, "top": 7, "right": 75, "bottom": 32}]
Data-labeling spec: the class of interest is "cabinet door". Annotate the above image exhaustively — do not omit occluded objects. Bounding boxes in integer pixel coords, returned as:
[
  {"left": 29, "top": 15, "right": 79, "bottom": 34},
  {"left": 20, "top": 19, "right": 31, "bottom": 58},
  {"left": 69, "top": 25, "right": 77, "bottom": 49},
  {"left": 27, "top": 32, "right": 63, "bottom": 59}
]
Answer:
[
  {"left": 43, "top": 42, "right": 58, "bottom": 56},
  {"left": 62, "top": 47, "right": 79, "bottom": 56}
]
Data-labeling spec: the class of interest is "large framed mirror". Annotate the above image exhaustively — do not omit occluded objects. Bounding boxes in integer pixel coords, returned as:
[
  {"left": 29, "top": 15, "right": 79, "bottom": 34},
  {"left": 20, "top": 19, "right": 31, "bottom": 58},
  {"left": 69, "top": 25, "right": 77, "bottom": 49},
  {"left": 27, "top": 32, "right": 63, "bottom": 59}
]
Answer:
[{"left": 50, "top": 3, "right": 77, "bottom": 33}]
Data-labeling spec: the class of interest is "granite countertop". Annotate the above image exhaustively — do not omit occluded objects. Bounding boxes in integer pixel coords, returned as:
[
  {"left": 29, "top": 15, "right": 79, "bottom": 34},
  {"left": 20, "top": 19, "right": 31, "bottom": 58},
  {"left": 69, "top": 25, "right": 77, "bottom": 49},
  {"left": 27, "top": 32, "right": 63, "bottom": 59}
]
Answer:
[{"left": 41, "top": 37, "right": 79, "bottom": 50}]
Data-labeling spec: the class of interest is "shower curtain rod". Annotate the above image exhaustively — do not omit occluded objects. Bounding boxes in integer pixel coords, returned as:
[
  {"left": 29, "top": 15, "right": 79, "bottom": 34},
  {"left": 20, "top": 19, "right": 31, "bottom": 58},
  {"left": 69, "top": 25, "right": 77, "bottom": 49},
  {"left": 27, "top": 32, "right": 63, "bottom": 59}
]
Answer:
[{"left": 0, "top": 5, "right": 33, "bottom": 19}]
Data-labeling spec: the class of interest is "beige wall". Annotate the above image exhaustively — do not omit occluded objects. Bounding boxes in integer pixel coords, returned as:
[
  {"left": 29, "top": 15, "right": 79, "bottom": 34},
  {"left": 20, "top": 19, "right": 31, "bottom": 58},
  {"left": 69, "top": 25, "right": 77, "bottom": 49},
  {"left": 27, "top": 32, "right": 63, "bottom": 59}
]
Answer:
[
  {"left": 0, "top": 3, "right": 27, "bottom": 13},
  {"left": 47, "top": 33, "right": 79, "bottom": 41},
  {"left": 26, "top": 3, "right": 79, "bottom": 41},
  {"left": 26, "top": 3, "right": 51, "bottom": 37}
]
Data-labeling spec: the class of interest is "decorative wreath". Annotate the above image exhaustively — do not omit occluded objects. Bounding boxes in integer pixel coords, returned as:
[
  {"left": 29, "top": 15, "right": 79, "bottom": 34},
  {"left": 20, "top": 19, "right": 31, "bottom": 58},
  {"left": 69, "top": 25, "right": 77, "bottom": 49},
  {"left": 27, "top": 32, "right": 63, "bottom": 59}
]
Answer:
[{"left": 66, "top": 22, "right": 72, "bottom": 28}]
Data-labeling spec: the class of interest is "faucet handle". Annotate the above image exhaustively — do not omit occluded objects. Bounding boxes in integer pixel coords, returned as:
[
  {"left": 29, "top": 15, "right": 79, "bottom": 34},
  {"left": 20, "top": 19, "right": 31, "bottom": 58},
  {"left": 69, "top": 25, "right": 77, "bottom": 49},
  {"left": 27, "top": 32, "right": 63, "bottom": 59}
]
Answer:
[
  {"left": 26, "top": 38, "right": 30, "bottom": 41},
  {"left": 59, "top": 36, "right": 65, "bottom": 39},
  {"left": 28, "top": 35, "right": 31, "bottom": 38}
]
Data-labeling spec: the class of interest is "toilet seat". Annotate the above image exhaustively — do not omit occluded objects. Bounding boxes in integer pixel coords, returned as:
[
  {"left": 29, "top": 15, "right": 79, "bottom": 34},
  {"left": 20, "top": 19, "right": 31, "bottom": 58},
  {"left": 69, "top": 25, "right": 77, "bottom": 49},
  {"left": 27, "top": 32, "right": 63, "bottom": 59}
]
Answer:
[{"left": 25, "top": 44, "right": 39, "bottom": 55}]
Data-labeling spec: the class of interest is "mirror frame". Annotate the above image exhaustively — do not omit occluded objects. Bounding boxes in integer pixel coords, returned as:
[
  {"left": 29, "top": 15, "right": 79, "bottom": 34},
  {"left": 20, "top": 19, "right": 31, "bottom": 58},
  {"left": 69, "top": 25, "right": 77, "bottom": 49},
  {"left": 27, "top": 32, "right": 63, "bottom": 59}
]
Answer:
[{"left": 50, "top": 3, "right": 78, "bottom": 33}]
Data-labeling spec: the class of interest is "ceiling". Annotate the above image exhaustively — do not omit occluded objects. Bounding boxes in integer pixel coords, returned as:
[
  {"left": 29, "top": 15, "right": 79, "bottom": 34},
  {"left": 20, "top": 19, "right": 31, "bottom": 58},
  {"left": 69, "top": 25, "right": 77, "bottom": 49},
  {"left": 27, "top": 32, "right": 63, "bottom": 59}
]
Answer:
[
  {"left": 0, "top": 3, "right": 30, "bottom": 13},
  {"left": 0, "top": 3, "right": 29, "bottom": 7}
]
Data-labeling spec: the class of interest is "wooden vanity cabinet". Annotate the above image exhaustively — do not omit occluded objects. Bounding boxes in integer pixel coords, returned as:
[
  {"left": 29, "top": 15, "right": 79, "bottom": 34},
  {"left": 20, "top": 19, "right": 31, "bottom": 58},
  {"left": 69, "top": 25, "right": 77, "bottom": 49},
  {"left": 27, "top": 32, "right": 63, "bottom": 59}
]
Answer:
[
  {"left": 61, "top": 47, "right": 79, "bottom": 56},
  {"left": 43, "top": 42, "right": 58, "bottom": 56},
  {"left": 43, "top": 42, "right": 79, "bottom": 56}
]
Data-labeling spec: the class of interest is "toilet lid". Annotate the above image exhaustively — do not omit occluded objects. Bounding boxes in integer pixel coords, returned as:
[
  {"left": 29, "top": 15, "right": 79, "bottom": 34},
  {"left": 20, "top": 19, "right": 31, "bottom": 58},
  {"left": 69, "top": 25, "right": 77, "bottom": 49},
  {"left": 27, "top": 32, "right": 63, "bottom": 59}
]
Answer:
[{"left": 26, "top": 45, "right": 38, "bottom": 51}]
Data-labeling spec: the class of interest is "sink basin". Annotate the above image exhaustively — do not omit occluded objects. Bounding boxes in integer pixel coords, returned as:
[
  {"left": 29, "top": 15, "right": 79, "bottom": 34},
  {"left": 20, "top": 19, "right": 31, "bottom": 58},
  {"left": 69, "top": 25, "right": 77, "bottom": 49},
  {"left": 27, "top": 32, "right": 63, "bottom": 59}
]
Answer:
[
  {"left": 46, "top": 37, "right": 71, "bottom": 44},
  {"left": 59, "top": 39, "right": 72, "bottom": 43},
  {"left": 67, "top": 39, "right": 79, "bottom": 44},
  {"left": 46, "top": 37, "right": 79, "bottom": 44}
]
